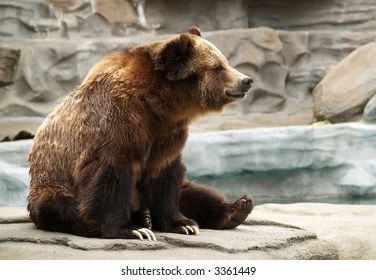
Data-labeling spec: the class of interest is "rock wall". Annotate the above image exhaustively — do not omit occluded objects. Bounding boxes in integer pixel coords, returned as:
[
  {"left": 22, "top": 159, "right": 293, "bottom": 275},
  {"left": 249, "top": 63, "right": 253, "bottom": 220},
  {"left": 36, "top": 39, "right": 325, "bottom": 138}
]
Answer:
[
  {"left": 3, "top": 0, "right": 375, "bottom": 39},
  {"left": 0, "top": 0, "right": 247, "bottom": 39},
  {"left": 248, "top": 0, "right": 376, "bottom": 31}
]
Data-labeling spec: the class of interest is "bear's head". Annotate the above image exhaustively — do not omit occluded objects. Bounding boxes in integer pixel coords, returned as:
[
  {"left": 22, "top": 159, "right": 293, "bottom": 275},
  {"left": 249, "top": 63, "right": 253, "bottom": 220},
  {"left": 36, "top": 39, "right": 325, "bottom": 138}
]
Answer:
[{"left": 147, "top": 27, "right": 253, "bottom": 115}]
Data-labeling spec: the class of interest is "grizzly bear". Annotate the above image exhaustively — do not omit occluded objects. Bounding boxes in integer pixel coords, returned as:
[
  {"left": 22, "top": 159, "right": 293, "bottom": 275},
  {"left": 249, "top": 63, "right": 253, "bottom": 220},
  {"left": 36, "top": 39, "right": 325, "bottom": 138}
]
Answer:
[{"left": 27, "top": 27, "right": 254, "bottom": 241}]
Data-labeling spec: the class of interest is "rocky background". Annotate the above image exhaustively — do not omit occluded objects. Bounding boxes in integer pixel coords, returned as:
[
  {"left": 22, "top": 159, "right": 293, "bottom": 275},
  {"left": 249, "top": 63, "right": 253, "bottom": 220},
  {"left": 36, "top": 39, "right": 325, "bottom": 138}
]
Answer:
[{"left": 2, "top": 0, "right": 376, "bottom": 139}]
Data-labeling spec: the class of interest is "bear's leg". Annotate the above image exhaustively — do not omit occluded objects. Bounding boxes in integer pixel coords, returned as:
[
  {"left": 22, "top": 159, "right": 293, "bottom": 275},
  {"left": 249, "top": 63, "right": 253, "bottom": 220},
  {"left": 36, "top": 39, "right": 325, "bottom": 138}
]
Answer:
[
  {"left": 138, "top": 158, "right": 199, "bottom": 235},
  {"left": 180, "top": 181, "right": 254, "bottom": 229},
  {"left": 131, "top": 208, "right": 152, "bottom": 230},
  {"left": 27, "top": 186, "right": 88, "bottom": 236},
  {"left": 77, "top": 161, "right": 155, "bottom": 240}
]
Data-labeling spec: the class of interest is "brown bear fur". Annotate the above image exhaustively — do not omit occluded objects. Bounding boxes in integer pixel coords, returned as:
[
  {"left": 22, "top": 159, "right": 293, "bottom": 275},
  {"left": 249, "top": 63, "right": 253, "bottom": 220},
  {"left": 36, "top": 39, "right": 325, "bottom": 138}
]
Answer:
[{"left": 27, "top": 27, "right": 254, "bottom": 239}]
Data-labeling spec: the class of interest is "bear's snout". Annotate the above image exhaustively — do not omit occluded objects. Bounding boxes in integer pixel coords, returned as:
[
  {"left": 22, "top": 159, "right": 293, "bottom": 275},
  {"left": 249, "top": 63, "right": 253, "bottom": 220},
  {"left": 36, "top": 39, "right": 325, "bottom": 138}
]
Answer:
[
  {"left": 241, "top": 77, "right": 253, "bottom": 92},
  {"left": 225, "top": 75, "right": 253, "bottom": 99}
]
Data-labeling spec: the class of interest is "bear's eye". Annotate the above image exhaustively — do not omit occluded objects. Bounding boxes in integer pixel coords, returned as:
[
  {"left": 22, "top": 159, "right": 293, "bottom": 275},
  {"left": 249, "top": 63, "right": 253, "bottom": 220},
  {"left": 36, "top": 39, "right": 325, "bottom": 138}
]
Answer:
[{"left": 214, "top": 65, "right": 225, "bottom": 72}]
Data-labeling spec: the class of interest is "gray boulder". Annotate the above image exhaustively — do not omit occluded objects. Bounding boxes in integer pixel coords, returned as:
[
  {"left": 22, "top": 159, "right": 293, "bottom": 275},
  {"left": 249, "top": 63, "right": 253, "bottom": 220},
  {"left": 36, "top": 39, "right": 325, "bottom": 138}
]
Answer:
[{"left": 313, "top": 43, "right": 376, "bottom": 122}]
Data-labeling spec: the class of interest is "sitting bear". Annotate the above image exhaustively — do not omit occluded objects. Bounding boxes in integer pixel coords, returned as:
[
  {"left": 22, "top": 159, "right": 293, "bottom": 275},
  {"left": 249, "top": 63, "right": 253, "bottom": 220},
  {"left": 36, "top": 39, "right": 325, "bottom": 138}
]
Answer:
[{"left": 27, "top": 27, "right": 254, "bottom": 240}]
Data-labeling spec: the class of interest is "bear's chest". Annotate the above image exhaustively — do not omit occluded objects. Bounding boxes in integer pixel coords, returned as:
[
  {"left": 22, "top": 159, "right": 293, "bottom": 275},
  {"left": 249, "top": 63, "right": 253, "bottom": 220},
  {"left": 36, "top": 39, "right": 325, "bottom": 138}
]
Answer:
[{"left": 142, "top": 126, "right": 188, "bottom": 178}]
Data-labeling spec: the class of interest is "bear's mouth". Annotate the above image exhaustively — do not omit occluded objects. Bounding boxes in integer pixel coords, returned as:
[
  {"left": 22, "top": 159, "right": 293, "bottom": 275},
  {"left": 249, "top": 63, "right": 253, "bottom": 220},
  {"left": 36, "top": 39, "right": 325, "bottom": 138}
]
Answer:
[{"left": 225, "top": 90, "right": 246, "bottom": 99}]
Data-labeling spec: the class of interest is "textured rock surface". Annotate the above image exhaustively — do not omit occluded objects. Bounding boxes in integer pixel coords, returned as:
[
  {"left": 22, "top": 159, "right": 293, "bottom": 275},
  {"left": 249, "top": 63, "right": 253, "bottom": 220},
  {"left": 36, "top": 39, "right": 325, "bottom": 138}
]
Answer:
[
  {"left": 363, "top": 94, "right": 376, "bottom": 123},
  {"left": 0, "top": 47, "right": 21, "bottom": 87},
  {"left": 3, "top": 0, "right": 376, "bottom": 39},
  {"left": 251, "top": 203, "right": 376, "bottom": 259},
  {"left": 0, "top": 0, "right": 248, "bottom": 39},
  {"left": 146, "top": 0, "right": 247, "bottom": 34},
  {"left": 248, "top": 0, "right": 376, "bottom": 31},
  {"left": 313, "top": 43, "right": 376, "bottom": 122},
  {"left": 95, "top": 0, "right": 137, "bottom": 25},
  {"left": 0, "top": 0, "right": 65, "bottom": 39},
  {"left": 2, "top": 123, "right": 376, "bottom": 206},
  {"left": 0, "top": 0, "right": 115, "bottom": 39},
  {"left": 0, "top": 207, "right": 338, "bottom": 260}
]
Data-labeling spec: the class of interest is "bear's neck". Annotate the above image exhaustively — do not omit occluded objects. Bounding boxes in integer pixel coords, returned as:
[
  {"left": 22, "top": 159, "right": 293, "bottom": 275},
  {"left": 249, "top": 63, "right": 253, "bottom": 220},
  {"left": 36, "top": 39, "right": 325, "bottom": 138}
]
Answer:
[{"left": 142, "top": 74, "right": 205, "bottom": 126}]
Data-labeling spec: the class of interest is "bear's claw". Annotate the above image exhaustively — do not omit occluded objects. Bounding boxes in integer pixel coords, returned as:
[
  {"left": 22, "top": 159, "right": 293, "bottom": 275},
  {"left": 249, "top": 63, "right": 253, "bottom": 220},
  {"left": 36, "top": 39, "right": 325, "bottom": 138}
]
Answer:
[
  {"left": 178, "top": 225, "right": 200, "bottom": 235},
  {"left": 131, "top": 228, "right": 157, "bottom": 241}
]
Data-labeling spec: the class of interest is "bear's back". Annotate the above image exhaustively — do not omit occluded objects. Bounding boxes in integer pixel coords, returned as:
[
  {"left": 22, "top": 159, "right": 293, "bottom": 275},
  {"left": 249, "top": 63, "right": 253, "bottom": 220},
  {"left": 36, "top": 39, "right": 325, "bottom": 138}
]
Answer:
[{"left": 29, "top": 49, "right": 153, "bottom": 188}]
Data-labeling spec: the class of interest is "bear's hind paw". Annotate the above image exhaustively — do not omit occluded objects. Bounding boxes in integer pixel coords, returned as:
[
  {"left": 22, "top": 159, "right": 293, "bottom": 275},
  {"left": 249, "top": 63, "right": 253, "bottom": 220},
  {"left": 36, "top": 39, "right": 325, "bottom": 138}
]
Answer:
[
  {"left": 235, "top": 194, "right": 254, "bottom": 214},
  {"left": 222, "top": 194, "right": 254, "bottom": 229}
]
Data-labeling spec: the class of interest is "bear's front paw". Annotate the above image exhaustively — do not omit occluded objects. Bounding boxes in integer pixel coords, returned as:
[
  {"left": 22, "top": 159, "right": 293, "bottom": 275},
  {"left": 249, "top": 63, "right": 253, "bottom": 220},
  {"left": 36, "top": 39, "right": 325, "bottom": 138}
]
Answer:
[
  {"left": 172, "top": 219, "right": 200, "bottom": 235},
  {"left": 130, "top": 227, "right": 157, "bottom": 241}
]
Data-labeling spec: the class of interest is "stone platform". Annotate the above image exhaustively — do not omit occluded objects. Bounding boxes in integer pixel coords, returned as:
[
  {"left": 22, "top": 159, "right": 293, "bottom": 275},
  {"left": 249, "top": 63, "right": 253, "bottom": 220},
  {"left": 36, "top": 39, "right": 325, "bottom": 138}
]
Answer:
[
  {"left": 0, "top": 205, "right": 341, "bottom": 260},
  {"left": 253, "top": 203, "right": 376, "bottom": 260}
]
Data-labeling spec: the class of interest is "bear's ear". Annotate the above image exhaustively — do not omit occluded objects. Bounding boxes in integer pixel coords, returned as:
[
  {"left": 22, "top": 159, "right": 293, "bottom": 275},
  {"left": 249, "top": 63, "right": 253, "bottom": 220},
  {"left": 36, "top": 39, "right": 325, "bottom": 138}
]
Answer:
[
  {"left": 155, "top": 34, "right": 195, "bottom": 80},
  {"left": 188, "top": 26, "right": 201, "bottom": 37}
]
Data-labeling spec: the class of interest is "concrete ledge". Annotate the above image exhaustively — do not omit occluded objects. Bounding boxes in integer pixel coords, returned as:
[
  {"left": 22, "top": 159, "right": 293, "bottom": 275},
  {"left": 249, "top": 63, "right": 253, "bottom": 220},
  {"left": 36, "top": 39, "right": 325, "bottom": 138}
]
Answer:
[
  {"left": 250, "top": 203, "right": 376, "bottom": 259},
  {"left": 3, "top": 203, "right": 373, "bottom": 259}
]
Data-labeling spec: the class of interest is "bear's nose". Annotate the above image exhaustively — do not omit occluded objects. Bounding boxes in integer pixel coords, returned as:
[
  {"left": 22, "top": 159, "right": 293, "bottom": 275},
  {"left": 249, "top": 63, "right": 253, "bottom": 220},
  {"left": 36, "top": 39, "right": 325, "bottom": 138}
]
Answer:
[{"left": 241, "top": 77, "right": 253, "bottom": 91}]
